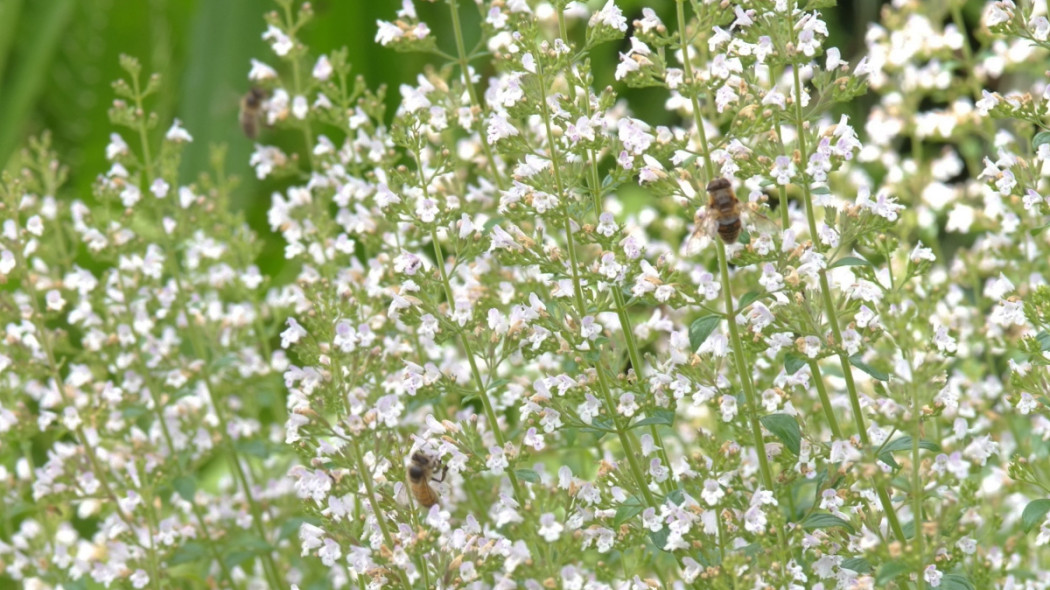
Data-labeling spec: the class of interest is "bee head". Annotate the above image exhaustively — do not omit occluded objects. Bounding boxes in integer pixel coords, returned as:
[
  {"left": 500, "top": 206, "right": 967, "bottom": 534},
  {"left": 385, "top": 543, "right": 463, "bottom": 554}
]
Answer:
[{"left": 408, "top": 464, "right": 425, "bottom": 482}]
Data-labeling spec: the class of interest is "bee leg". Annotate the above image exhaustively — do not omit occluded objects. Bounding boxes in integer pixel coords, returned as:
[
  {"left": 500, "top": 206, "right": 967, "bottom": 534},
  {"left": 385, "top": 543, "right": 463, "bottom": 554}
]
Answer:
[{"left": 431, "top": 463, "right": 448, "bottom": 483}]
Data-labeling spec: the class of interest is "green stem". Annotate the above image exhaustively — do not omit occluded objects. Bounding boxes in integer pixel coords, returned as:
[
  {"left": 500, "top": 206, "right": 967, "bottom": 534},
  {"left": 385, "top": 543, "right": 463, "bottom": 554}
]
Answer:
[
  {"left": 348, "top": 438, "right": 413, "bottom": 590},
  {"left": 448, "top": 0, "right": 505, "bottom": 189},
  {"left": 787, "top": 18, "right": 908, "bottom": 546},
  {"left": 808, "top": 359, "right": 844, "bottom": 439}
]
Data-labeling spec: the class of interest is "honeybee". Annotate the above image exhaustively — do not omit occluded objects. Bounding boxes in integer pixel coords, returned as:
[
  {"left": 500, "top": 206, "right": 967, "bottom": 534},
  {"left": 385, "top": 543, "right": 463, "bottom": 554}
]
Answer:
[
  {"left": 407, "top": 451, "right": 447, "bottom": 508},
  {"left": 239, "top": 87, "right": 267, "bottom": 140},
  {"left": 704, "top": 177, "right": 743, "bottom": 244}
]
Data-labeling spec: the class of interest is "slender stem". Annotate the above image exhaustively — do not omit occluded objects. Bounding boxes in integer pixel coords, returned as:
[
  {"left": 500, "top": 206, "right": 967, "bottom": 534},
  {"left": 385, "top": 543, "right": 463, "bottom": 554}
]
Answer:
[
  {"left": 807, "top": 359, "right": 844, "bottom": 439},
  {"left": 532, "top": 48, "right": 660, "bottom": 505},
  {"left": 448, "top": 0, "right": 505, "bottom": 189},
  {"left": 429, "top": 227, "right": 524, "bottom": 501},
  {"left": 348, "top": 438, "right": 413, "bottom": 590},
  {"left": 787, "top": 19, "right": 908, "bottom": 546}
]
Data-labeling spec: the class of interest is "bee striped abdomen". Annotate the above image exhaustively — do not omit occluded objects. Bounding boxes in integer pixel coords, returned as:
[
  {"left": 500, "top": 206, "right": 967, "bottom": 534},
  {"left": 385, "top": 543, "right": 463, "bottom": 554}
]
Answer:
[{"left": 706, "top": 177, "right": 742, "bottom": 244}]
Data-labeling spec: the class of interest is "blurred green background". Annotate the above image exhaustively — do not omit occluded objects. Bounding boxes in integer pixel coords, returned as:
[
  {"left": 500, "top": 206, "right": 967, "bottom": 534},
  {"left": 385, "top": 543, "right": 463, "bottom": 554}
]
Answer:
[{"left": 0, "top": 0, "right": 894, "bottom": 218}]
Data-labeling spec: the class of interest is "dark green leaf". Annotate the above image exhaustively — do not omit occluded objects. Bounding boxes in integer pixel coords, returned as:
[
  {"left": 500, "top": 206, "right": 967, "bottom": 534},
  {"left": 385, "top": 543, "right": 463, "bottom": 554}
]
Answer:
[
  {"left": 785, "top": 353, "right": 806, "bottom": 375},
  {"left": 486, "top": 378, "right": 509, "bottom": 391},
  {"left": 631, "top": 408, "right": 675, "bottom": 429},
  {"left": 875, "top": 561, "right": 909, "bottom": 586},
  {"left": 830, "top": 256, "right": 872, "bottom": 269},
  {"left": 842, "top": 557, "right": 872, "bottom": 574},
  {"left": 515, "top": 468, "right": 541, "bottom": 483},
  {"left": 173, "top": 475, "right": 196, "bottom": 502},
  {"left": 649, "top": 527, "right": 670, "bottom": 551},
  {"left": 760, "top": 413, "right": 801, "bottom": 455},
  {"left": 877, "top": 436, "right": 942, "bottom": 470},
  {"left": 848, "top": 355, "right": 889, "bottom": 381},
  {"left": 235, "top": 439, "right": 269, "bottom": 458},
  {"left": 801, "top": 512, "right": 855, "bottom": 534},
  {"left": 614, "top": 496, "right": 645, "bottom": 525},
  {"left": 1022, "top": 499, "right": 1050, "bottom": 533},
  {"left": 170, "top": 541, "right": 209, "bottom": 566},
  {"left": 666, "top": 488, "right": 685, "bottom": 505},
  {"left": 941, "top": 574, "right": 976, "bottom": 590},
  {"left": 688, "top": 315, "right": 722, "bottom": 352},
  {"left": 279, "top": 516, "right": 321, "bottom": 541},
  {"left": 1036, "top": 331, "right": 1050, "bottom": 352},
  {"left": 1034, "top": 131, "right": 1050, "bottom": 149},
  {"left": 738, "top": 291, "right": 762, "bottom": 309},
  {"left": 738, "top": 230, "right": 751, "bottom": 245},
  {"left": 482, "top": 216, "right": 504, "bottom": 234}
]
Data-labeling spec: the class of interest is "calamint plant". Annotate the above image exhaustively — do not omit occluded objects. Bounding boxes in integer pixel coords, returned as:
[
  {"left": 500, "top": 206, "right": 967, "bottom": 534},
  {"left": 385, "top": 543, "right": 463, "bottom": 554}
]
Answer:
[{"left": 3, "top": 0, "right": 1050, "bottom": 588}]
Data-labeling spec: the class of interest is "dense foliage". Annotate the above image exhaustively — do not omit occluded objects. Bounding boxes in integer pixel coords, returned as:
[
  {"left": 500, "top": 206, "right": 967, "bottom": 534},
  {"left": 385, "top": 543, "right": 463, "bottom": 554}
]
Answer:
[{"left": 3, "top": 0, "right": 1050, "bottom": 589}]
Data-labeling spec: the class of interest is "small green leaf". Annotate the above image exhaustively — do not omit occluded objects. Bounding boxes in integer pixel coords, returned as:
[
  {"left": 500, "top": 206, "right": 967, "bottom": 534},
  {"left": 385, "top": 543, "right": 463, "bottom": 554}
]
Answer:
[
  {"left": 875, "top": 561, "right": 909, "bottom": 586},
  {"left": 830, "top": 256, "right": 872, "bottom": 269},
  {"left": 941, "top": 574, "right": 976, "bottom": 590},
  {"left": 631, "top": 408, "right": 675, "bottom": 429},
  {"left": 811, "top": 185, "right": 832, "bottom": 195},
  {"left": 173, "top": 475, "right": 197, "bottom": 502},
  {"left": 760, "top": 413, "right": 801, "bottom": 456},
  {"left": 482, "top": 216, "right": 504, "bottom": 234},
  {"left": 486, "top": 378, "right": 509, "bottom": 391},
  {"left": 278, "top": 516, "right": 321, "bottom": 541},
  {"left": 235, "top": 439, "right": 269, "bottom": 459},
  {"left": 1034, "top": 130, "right": 1050, "bottom": 149},
  {"left": 784, "top": 353, "right": 806, "bottom": 375},
  {"left": 876, "top": 436, "right": 942, "bottom": 470},
  {"left": 738, "top": 290, "right": 762, "bottom": 309},
  {"left": 689, "top": 315, "right": 722, "bottom": 352},
  {"left": 614, "top": 496, "right": 645, "bottom": 525},
  {"left": 649, "top": 527, "right": 670, "bottom": 551},
  {"left": 848, "top": 355, "right": 889, "bottom": 381},
  {"left": 665, "top": 488, "right": 685, "bottom": 505},
  {"left": 1036, "top": 331, "right": 1050, "bottom": 352},
  {"left": 514, "top": 468, "right": 541, "bottom": 483},
  {"left": 801, "top": 512, "right": 856, "bottom": 534},
  {"left": 738, "top": 230, "right": 751, "bottom": 244},
  {"left": 842, "top": 557, "right": 872, "bottom": 574},
  {"left": 1022, "top": 499, "right": 1050, "bottom": 532},
  {"left": 170, "top": 541, "right": 209, "bottom": 566}
]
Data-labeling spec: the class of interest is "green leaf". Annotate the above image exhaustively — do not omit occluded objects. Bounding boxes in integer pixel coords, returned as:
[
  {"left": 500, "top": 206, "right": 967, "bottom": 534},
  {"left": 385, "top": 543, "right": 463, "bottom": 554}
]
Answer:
[
  {"left": 173, "top": 475, "right": 197, "bottom": 502},
  {"left": 482, "top": 216, "right": 504, "bottom": 234},
  {"left": 222, "top": 534, "right": 272, "bottom": 569},
  {"left": 278, "top": 516, "right": 321, "bottom": 541},
  {"left": 170, "top": 541, "right": 209, "bottom": 566},
  {"left": 631, "top": 408, "right": 675, "bottom": 429},
  {"left": 784, "top": 353, "right": 806, "bottom": 375},
  {"left": 1034, "top": 131, "right": 1050, "bottom": 149},
  {"left": 738, "top": 290, "right": 762, "bottom": 309},
  {"left": 614, "top": 496, "right": 645, "bottom": 525},
  {"left": 1036, "top": 331, "right": 1050, "bottom": 352},
  {"left": 514, "top": 468, "right": 541, "bottom": 483},
  {"left": 486, "top": 378, "right": 509, "bottom": 391},
  {"left": 760, "top": 413, "right": 801, "bottom": 455},
  {"left": 235, "top": 439, "right": 269, "bottom": 459},
  {"left": 875, "top": 561, "right": 909, "bottom": 586},
  {"left": 648, "top": 527, "right": 670, "bottom": 551},
  {"left": 1022, "top": 499, "right": 1050, "bottom": 532},
  {"left": 665, "top": 488, "right": 685, "bottom": 505},
  {"left": 848, "top": 355, "right": 889, "bottom": 381},
  {"left": 941, "top": 574, "right": 976, "bottom": 590},
  {"left": 811, "top": 185, "right": 832, "bottom": 195},
  {"left": 842, "top": 557, "right": 872, "bottom": 574},
  {"left": 738, "top": 230, "right": 751, "bottom": 245},
  {"left": 830, "top": 256, "right": 872, "bottom": 269},
  {"left": 801, "top": 512, "right": 856, "bottom": 534},
  {"left": 876, "top": 436, "right": 942, "bottom": 470},
  {"left": 688, "top": 315, "right": 722, "bottom": 352}
]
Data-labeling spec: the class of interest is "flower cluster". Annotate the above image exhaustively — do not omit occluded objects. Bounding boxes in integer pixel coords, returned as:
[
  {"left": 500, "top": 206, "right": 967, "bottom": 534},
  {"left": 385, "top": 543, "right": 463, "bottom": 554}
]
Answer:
[{"left": 4, "top": 0, "right": 1050, "bottom": 588}]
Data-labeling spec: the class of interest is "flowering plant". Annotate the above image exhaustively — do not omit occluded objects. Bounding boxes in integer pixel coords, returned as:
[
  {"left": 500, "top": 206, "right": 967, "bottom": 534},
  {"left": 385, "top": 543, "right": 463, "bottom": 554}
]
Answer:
[{"left": 3, "top": 0, "right": 1050, "bottom": 588}]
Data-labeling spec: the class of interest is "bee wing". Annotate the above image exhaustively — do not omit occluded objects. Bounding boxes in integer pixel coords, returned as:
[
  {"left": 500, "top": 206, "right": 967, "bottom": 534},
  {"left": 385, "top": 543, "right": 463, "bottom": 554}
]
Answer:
[
  {"left": 741, "top": 204, "right": 779, "bottom": 236},
  {"left": 686, "top": 207, "right": 717, "bottom": 254}
]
